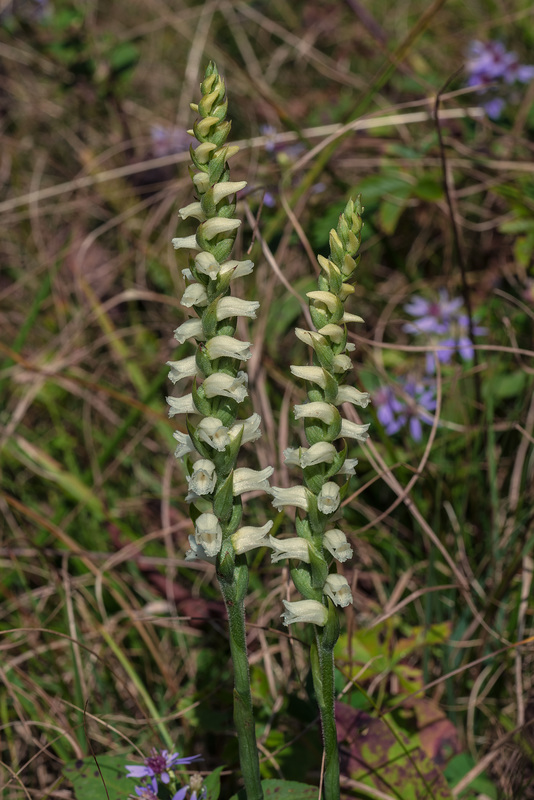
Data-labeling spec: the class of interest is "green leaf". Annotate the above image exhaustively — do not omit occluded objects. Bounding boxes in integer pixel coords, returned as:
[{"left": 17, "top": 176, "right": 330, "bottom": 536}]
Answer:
[
  {"left": 483, "top": 370, "right": 527, "bottom": 400},
  {"left": 230, "top": 779, "right": 319, "bottom": 800},
  {"left": 444, "top": 753, "right": 498, "bottom": 798},
  {"left": 63, "top": 755, "right": 130, "bottom": 800},
  {"left": 378, "top": 184, "right": 412, "bottom": 235},
  {"left": 204, "top": 765, "right": 225, "bottom": 800},
  {"left": 413, "top": 176, "right": 443, "bottom": 201}
]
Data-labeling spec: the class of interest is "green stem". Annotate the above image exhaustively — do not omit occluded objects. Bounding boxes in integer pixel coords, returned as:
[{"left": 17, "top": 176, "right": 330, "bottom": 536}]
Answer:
[
  {"left": 311, "top": 630, "right": 340, "bottom": 800},
  {"left": 219, "top": 566, "right": 263, "bottom": 800}
]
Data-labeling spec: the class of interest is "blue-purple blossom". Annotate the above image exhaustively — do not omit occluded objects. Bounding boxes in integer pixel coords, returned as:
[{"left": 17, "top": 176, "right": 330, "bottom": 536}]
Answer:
[
  {"left": 126, "top": 749, "right": 201, "bottom": 787},
  {"left": 403, "top": 290, "right": 486, "bottom": 373},
  {"left": 374, "top": 381, "right": 436, "bottom": 442},
  {"left": 466, "top": 40, "right": 534, "bottom": 118},
  {"left": 150, "top": 125, "right": 190, "bottom": 158}
]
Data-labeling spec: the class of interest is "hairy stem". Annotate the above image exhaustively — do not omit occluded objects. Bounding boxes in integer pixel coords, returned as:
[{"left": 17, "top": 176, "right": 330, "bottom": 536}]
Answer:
[
  {"left": 219, "top": 568, "right": 263, "bottom": 800},
  {"left": 312, "top": 631, "right": 340, "bottom": 800}
]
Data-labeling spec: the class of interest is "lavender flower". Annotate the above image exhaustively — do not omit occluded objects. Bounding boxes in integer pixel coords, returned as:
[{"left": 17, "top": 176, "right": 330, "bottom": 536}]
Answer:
[
  {"left": 150, "top": 124, "right": 190, "bottom": 158},
  {"left": 374, "top": 381, "right": 436, "bottom": 442},
  {"left": 466, "top": 40, "right": 534, "bottom": 118},
  {"left": 403, "top": 290, "right": 486, "bottom": 373},
  {"left": 126, "top": 749, "right": 201, "bottom": 787}
]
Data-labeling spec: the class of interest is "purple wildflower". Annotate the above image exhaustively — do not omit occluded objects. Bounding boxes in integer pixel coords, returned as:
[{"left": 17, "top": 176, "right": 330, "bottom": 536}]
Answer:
[
  {"left": 465, "top": 40, "right": 534, "bottom": 118},
  {"left": 374, "top": 381, "right": 436, "bottom": 442},
  {"left": 403, "top": 290, "right": 486, "bottom": 373},
  {"left": 132, "top": 788, "right": 159, "bottom": 800},
  {"left": 126, "top": 749, "right": 201, "bottom": 787},
  {"left": 403, "top": 290, "right": 463, "bottom": 336},
  {"left": 150, "top": 125, "right": 190, "bottom": 158}
]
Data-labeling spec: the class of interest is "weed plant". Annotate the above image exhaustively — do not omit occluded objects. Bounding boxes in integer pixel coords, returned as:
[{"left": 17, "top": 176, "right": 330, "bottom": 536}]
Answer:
[{"left": 1, "top": 1, "right": 534, "bottom": 799}]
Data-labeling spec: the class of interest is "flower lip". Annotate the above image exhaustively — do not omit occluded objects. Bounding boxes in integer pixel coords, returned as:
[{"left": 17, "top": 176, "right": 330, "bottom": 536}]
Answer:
[
  {"left": 270, "top": 485, "right": 309, "bottom": 511},
  {"left": 281, "top": 599, "right": 328, "bottom": 627},
  {"left": 205, "top": 335, "right": 252, "bottom": 361},
  {"left": 194, "top": 512, "right": 222, "bottom": 557},
  {"left": 294, "top": 401, "right": 336, "bottom": 424},
  {"left": 317, "top": 481, "right": 341, "bottom": 514},
  {"left": 323, "top": 529, "right": 353, "bottom": 563},
  {"left": 197, "top": 416, "right": 231, "bottom": 450},
  {"left": 232, "top": 466, "right": 273, "bottom": 496},
  {"left": 268, "top": 535, "right": 310, "bottom": 563},
  {"left": 202, "top": 371, "right": 248, "bottom": 402},
  {"left": 323, "top": 574, "right": 353, "bottom": 607},
  {"left": 231, "top": 521, "right": 273, "bottom": 554}
]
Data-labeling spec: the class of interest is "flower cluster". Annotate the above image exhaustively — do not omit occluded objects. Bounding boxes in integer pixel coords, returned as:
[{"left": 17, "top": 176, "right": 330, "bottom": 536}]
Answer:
[
  {"left": 466, "top": 40, "right": 534, "bottom": 119},
  {"left": 270, "top": 198, "right": 369, "bottom": 628},
  {"left": 168, "top": 62, "right": 273, "bottom": 567},
  {"left": 374, "top": 381, "right": 436, "bottom": 442},
  {"left": 126, "top": 748, "right": 203, "bottom": 800},
  {"left": 373, "top": 290, "right": 485, "bottom": 441},
  {"left": 403, "top": 289, "right": 486, "bottom": 375}
]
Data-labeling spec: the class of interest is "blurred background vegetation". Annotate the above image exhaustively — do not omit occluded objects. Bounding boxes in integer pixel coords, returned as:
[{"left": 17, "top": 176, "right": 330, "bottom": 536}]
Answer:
[{"left": 1, "top": 0, "right": 534, "bottom": 797}]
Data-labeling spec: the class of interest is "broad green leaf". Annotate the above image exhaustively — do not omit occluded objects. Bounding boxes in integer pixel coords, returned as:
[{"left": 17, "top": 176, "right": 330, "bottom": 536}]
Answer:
[
  {"left": 230, "top": 779, "right": 318, "bottom": 800},
  {"left": 63, "top": 755, "right": 130, "bottom": 800}
]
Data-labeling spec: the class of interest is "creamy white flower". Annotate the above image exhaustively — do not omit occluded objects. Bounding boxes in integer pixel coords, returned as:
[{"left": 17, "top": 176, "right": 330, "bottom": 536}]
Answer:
[
  {"left": 192, "top": 172, "right": 210, "bottom": 194},
  {"left": 283, "top": 448, "right": 302, "bottom": 467},
  {"left": 203, "top": 371, "right": 248, "bottom": 402},
  {"left": 181, "top": 284, "right": 208, "bottom": 308},
  {"left": 323, "top": 529, "right": 353, "bottom": 563},
  {"left": 201, "top": 217, "right": 241, "bottom": 240},
  {"left": 317, "top": 324, "right": 344, "bottom": 343},
  {"left": 187, "top": 459, "right": 217, "bottom": 495},
  {"left": 194, "top": 142, "right": 217, "bottom": 163},
  {"left": 172, "top": 234, "right": 199, "bottom": 251},
  {"left": 174, "top": 318, "right": 204, "bottom": 344},
  {"left": 231, "top": 521, "right": 273, "bottom": 554},
  {"left": 197, "top": 417, "right": 231, "bottom": 450},
  {"left": 323, "top": 574, "right": 353, "bottom": 607},
  {"left": 289, "top": 365, "right": 327, "bottom": 388},
  {"left": 294, "top": 402, "right": 336, "bottom": 424},
  {"left": 300, "top": 442, "right": 337, "bottom": 468},
  {"left": 338, "top": 458, "right": 359, "bottom": 476},
  {"left": 173, "top": 429, "right": 194, "bottom": 458},
  {"left": 317, "top": 481, "right": 340, "bottom": 514},
  {"left": 339, "top": 283, "right": 355, "bottom": 302},
  {"left": 233, "top": 466, "right": 273, "bottom": 496},
  {"left": 342, "top": 312, "right": 364, "bottom": 324},
  {"left": 281, "top": 599, "right": 328, "bottom": 627},
  {"left": 206, "top": 335, "right": 252, "bottom": 361},
  {"left": 228, "top": 413, "right": 262, "bottom": 444},
  {"left": 338, "top": 420, "right": 370, "bottom": 442},
  {"left": 182, "top": 267, "right": 194, "bottom": 281},
  {"left": 167, "top": 393, "right": 197, "bottom": 417},
  {"left": 306, "top": 290, "right": 341, "bottom": 313},
  {"left": 332, "top": 354, "right": 352, "bottom": 373},
  {"left": 345, "top": 343, "right": 356, "bottom": 352},
  {"left": 269, "top": 536, "right": 310, "bottom": 563},
  {"left": 212, "top": 180, "right": 247, "bottom": 204},
  {"left": 219, "top": 259, "right": 254, "bottom": 279},
  {"left": 336, "top": 386, "right": 370, "bottom": 408},
  {"left": 195, "top": 251, "right": 220, "bottom": 279},
  {"left": 194, "top": 512, "right": 222, "bottom": 557},
  {"left": 216, "top": 297, "right": 260, "bottom": 321},
  {"left": 294, "top": 328, "right": 328, "bottom": 349},
  {"left": 271, "top": 485, "right": 309, "bottom": 511},
  {"left": 178, "top": 201, "right": 206, "bottom": 222},
  {"left": 167, "top": 356, "right": 199, "bottom": 383},
  {"left": 185, "top": 534, "right": 216, "bottom": 564},
  {"left": 317, "top": 254, "right": 341, "bottom": 280}
]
